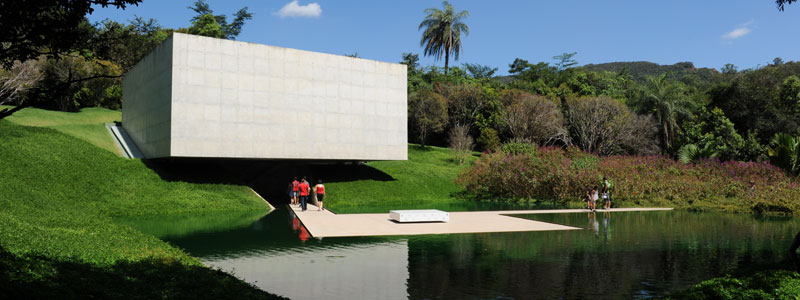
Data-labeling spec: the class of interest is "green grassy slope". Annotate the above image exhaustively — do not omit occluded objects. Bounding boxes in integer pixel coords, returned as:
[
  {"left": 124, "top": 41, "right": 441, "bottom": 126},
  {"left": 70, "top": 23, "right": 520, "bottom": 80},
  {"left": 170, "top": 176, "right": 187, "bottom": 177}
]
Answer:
[
  {"left": 2, "top": 106, "right": 121, "bottom": 154},
  {"left": 0, "top": 119, "right": 279, "bottom": 299},
  {"left": 326, "top": 145, "right": 482, "bottom": 213}
]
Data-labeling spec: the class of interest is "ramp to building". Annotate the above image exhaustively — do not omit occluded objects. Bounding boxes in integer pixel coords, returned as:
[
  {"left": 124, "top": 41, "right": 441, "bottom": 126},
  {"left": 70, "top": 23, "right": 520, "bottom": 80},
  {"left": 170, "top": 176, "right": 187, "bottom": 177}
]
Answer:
[{"left": 106, "top": 123, "right": 144, "bottom": 159}]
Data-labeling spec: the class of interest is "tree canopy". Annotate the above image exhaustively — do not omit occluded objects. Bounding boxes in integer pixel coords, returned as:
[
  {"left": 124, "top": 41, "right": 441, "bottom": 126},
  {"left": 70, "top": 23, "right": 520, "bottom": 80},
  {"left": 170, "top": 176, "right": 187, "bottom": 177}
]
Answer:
[
  {"left": 0, "top": 0, "right": 142, "bottom": 68},
  {"left": 777, "top": 0, "right": 797, "bottom": 11},
  {"left": 187, "top": 0, "right": 252, "bottom": 40},
  {"left": 418, "top": 1, "right": 469, "bottom": 75}
]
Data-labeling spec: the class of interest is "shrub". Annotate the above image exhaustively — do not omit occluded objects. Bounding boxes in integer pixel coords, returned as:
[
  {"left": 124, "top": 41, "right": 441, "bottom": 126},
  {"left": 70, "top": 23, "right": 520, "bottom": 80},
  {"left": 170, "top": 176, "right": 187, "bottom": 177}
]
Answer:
[
  {"left": 448, "top": 123, "right": 474, "bottom": 165},
  {"left": 501, "top": 93, "right": 567, "bottom": 145},
  {"left": 564, "top": 96, "right": 637, "bottom": 155},
  {"left": 500, "top": 141, "right": 537, "bottom": 156},
  {"left": 457, "top": 146, "right": 800, "bottom": 214},
  {"left": 477, "top": 127, "right": 501, "bottom": 151},
  {"left": 666, "top": 270, "right": 800, "bottom": 299}
]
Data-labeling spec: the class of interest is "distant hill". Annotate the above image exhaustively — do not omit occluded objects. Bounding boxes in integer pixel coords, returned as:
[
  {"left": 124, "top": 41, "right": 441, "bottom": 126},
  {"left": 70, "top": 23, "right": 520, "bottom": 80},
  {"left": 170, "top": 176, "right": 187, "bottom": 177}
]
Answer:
[{"left": 581, "top": 61, "right": 720, "bottom": 84}]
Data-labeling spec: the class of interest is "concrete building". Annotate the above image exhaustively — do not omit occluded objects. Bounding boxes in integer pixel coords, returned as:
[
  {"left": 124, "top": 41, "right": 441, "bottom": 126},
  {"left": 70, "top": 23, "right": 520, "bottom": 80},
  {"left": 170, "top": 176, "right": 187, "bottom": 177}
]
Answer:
[{"left": 122, "top": 33, "right": 407, "bottom": 161}]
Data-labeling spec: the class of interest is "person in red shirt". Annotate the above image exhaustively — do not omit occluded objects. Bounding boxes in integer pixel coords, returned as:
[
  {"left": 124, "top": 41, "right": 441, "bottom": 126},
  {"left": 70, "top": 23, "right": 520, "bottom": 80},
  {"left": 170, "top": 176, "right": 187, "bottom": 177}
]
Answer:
[
  {"left": 291, "top": 177, "right": 300, "bottom": 206},
  {"left": 314, "top": 180, "right": 326, "bottom": 211},
  {"left": 298, "top": 177, "right": 310, "bottom": 211}
]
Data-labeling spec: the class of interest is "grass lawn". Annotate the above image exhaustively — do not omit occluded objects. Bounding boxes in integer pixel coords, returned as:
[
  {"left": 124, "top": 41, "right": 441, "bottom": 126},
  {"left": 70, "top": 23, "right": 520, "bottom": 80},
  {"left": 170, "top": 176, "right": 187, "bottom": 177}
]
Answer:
[
  {"left": 324, "top": 145, "right": 536, "bottom": 213},
  {"left": 0, "top": 115, "right": 282, "bottom": 299},
  {"left": 1, "top": 105, "right": 122, "bottom": 154}
]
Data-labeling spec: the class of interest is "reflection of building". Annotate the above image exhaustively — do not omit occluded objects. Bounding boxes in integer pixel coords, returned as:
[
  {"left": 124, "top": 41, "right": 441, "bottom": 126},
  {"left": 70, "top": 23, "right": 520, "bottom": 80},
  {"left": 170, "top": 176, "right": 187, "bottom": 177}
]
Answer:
[
  {"left": 122, "top": 33, "right": 407, "bottom": 160},
  {"left": 204, "top": 241, "right": 409, "bottom": 300}
]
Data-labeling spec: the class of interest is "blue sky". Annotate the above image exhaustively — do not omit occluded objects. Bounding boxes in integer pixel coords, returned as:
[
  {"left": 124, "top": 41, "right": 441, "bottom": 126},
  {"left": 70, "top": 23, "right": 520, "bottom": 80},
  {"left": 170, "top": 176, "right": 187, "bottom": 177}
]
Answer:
[{"left": 88, "top": 0, "right": 800, "bottom": 75}]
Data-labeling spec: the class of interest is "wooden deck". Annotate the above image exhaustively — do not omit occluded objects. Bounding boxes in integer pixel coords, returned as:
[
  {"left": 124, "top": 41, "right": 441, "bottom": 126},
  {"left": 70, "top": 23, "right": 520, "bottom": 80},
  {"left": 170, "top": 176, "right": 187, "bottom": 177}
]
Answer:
[{"left": 289, "top": 203, "right": 672, "bottom": 238}]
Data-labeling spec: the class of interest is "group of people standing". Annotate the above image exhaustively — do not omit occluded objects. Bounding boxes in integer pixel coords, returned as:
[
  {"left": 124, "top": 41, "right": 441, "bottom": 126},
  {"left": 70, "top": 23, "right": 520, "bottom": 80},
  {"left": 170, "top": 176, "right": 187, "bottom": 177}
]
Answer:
[
  {"left": 289, "top": 177, "right": 326, "bottom": 211},
  {"left": 585, "top": 177, "right": 613, "bottom": 212}
]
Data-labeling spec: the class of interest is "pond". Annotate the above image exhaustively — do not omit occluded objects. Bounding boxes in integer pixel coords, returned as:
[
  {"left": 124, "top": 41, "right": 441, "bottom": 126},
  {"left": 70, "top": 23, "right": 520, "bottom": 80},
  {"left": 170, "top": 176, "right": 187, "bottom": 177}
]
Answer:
[{"left": 119, "top": 209, "right": 799, "bottom": 299}]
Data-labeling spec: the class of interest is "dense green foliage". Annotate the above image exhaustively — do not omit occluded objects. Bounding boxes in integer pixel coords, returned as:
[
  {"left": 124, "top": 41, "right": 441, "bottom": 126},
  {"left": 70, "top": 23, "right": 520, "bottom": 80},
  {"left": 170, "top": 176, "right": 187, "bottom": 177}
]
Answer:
[
  {"left": 0, "top": 117, "right": 276, "bottom": 298},
  {"left": 403, "top": 56, "right": 800, "bottom": 176},
  {"left": 185, "top": 0, "right": 252, "bottom": 40},
  {"left": 458, "top": 144, "right": 800, "bottom": 214},
  {"left": 0, "top": 0, "right": 142, "bottom": 67},
  {"left": 665, "top": 270, "right": 800, "bottom": 299},
  {"left": 709, "top": 62, "right": 800, "bottom": 146},
  {"left": 0, "top": 1, "right": 250, "bottom": 114},
  {"left": 582, "top": 61, "right": 720, "bottom": 85}
]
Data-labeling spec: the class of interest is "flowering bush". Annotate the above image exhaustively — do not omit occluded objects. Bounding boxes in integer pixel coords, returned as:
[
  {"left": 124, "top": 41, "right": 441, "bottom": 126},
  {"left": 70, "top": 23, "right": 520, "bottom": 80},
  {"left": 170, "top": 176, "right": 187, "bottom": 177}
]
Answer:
[{"left": 456, "top": 147, "right": 800, "bottom": 214}]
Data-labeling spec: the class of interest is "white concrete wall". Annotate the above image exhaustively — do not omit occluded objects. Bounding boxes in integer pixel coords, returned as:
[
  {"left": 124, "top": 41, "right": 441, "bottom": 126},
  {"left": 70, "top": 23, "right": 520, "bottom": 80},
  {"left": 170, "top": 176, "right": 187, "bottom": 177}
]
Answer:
[
  {"left": 122, "top": 35, "right": 173, "bottom": 158},
  {"left": 167, "top": 33, "right": 407, "bottom": 160}
]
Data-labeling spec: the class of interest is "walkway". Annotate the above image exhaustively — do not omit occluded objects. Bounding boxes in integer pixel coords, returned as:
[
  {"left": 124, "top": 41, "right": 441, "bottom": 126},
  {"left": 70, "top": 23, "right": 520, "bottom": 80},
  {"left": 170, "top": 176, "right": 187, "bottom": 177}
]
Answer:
[{"left": 289, "top": 204, "right": 672, "bottom": 238}]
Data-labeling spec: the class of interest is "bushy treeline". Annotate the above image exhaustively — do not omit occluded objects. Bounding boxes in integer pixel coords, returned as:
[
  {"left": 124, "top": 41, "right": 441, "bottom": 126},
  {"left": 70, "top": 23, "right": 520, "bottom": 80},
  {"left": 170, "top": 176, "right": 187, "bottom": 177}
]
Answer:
[
  {"left": 0, "top": 0, "right": 249, "bottom": 114},
  {"left": 0, "top": 18, "right": 170, "bottom": 112},
  {"left": 457, "top": 144, "right": 800, "bottom": 214},
  {"left": 405, "top": 54, "right": 800, "bottom": 176}
]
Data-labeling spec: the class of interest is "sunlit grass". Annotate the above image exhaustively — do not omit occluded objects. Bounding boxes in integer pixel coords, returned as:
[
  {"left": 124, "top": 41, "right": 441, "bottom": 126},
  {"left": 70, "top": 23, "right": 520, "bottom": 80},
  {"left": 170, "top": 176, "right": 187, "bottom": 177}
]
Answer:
[
  {"left": 1, "top": 105, "right": 121, "bottom": 154},
  {"left": 0, "top": 115, "right": 278, "bottom": 298},
  {"left": 325, "top": 144, "right": 481, "bottom": 213}
]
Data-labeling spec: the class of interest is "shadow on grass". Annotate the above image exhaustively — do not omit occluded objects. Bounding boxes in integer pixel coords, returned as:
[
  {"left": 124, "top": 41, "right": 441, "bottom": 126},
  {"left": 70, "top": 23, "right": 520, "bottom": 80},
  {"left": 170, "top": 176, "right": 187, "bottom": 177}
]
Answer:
[
  {"left": 143, "top": 158, "right": 394, "bottom": 207},
  {"left": 0, "top": 246, "right": 287, "bottom": 300}
]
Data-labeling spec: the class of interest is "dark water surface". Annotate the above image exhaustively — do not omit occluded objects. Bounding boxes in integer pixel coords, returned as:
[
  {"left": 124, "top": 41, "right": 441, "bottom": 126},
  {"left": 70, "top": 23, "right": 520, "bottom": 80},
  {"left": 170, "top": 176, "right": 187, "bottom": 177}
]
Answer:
[{"left": 121, "top": 210, "right": 799, "bottom": 299}]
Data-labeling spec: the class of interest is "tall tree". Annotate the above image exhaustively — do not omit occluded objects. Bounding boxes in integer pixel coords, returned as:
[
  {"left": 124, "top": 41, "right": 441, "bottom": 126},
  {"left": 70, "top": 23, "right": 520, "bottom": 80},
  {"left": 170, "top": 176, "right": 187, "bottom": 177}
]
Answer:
[
  {"left": 400, "top": 52, "right": 420, "bottom": 74},
  {"left": 92, "top": 18, "right": 169, "bottom": 70},
  {"left": 777, "top": 0, "right": 797, "bottom": 10},
  {"left": 564, "top": 96, "right": 636, "bottom": 155},
  {"left": 632, "top": 74, "right": 695, "bottom": 152},
  {"left": 502, "top": 93, "right": 566, "bottom": 145},
  {"left": 463, "top": 63, "right": 497, "bottom": 79},
  {"left": 418, "top": 1, "right": 469, "bottom": 75},
  {"left": 0, "top": 60, "right": 43, "bottom": 118},
  {"left": 0, "top": 0, "right": 142, "bottom": 67},
  {"left": 409, "top": 89, "right": 448, "bottom": 147},
  {"left": 187, "top": 14, "right": 226, "bottom": 39},
  {"left": 553, "top": 52, "right": 578, "bottom": 71},
  {"left": 188, "top": 0, "right": 252, "bottom": 40}
]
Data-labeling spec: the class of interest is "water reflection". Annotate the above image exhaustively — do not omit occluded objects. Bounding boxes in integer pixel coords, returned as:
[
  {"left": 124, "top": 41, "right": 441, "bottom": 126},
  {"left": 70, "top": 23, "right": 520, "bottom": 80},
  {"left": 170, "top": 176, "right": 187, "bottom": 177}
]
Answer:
[
  {"left": 205, "top": 241, "right": 409, "bottom": 300},
  {"left": 121, "top": 210, "right": 800, "bottom": 299}
]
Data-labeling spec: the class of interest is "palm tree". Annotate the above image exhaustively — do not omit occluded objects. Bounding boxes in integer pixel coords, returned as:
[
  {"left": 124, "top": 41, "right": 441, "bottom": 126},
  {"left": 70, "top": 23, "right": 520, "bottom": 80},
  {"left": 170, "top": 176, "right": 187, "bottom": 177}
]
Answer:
[
  {"left": 767, "top": 133, "right": 800, "bottom": 175},
  {"left": 418, "top": 1, "right": 469, "bottom": 75},
  {"left": 634, "top": 74, "right": 695, "bottom": 152},
  {"left": 677, "top": 143, "right": 717, "bottom": 164}
]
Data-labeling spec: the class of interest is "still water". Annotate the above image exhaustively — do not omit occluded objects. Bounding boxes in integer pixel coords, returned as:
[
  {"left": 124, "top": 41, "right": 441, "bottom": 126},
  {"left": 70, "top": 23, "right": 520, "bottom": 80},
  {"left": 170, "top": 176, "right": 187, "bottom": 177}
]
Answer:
[{"left": 120, "top": 210, "right": 799, "bottom": 299}]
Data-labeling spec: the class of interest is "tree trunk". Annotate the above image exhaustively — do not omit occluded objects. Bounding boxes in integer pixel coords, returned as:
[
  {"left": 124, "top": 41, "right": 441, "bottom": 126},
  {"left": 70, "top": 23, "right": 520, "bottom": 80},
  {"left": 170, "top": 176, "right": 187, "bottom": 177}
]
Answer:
[
  {"left": 420, "top": 127, "right": 427, "bottom": 148},
  {"left": 662, "top": 122, "right": 670, "bottom": 153},
  {"left": 444, "top": 51, "right": 450, "bottom": 76},
  {"left": 0, "top": 102, "right": 30, "bottom": 120}
]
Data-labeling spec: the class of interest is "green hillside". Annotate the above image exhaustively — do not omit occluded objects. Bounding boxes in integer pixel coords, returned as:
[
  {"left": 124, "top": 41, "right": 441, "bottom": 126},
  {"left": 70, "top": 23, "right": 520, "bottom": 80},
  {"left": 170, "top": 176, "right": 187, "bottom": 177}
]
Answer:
[
  {"left": 1, "top": 106, "right": 122, "bottom": 154},
  {"left": 326, "top": 145, "right": 478, "bottom": 213},
  {"left": 0, "top": 115, "right": 281, "bottom": 299}
]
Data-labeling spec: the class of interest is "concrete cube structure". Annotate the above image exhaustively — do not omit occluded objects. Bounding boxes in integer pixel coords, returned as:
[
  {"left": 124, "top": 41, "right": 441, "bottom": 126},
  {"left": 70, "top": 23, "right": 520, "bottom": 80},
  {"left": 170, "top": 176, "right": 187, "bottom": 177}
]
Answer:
[{"left": 123, "top": 33, "right": 407, "bottom": 160}]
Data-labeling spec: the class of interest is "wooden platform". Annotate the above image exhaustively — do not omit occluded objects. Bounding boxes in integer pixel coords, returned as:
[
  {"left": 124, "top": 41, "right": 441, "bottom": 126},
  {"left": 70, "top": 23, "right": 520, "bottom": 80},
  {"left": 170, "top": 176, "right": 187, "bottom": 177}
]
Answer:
[{"left": 289, "top": 204, "right": 672, "bottom": 238}]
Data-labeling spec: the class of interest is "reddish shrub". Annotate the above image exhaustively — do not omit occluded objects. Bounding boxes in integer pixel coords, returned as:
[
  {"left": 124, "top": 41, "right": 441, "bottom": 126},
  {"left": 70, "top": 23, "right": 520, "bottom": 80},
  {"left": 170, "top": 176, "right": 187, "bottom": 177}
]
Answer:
[{"left": 457, "top": 147, "right": 800, "bottom": 214}]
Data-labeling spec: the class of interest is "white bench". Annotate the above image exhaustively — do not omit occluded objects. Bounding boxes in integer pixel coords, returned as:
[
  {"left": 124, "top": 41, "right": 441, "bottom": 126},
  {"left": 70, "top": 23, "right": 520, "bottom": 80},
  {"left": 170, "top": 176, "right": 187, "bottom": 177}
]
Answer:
[{"left": 389, "top": 209, "right": 449, "bottom": 223}]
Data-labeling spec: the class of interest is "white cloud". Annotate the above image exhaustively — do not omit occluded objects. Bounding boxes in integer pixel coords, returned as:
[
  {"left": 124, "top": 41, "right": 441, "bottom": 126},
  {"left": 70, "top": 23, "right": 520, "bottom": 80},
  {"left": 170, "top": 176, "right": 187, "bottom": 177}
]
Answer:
[
  {"left": 276, "top": 1, "right": 322, "bottom": 18},
  {"left": 722, "top": 21, "right": 754, "bottom": 40}
]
